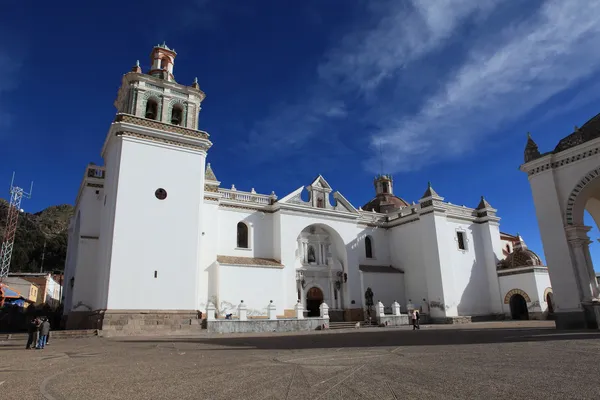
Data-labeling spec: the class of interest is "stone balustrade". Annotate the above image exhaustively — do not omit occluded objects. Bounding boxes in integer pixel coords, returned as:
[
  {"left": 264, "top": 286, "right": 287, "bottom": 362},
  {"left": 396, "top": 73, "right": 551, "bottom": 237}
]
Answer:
[{"left": 219, "top": 188, "right": 275, "bottom": 205}]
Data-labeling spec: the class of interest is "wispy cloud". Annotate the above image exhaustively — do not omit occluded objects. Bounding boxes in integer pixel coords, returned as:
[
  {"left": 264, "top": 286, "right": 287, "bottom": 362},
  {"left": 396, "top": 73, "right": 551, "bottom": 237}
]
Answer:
[
  {"left": 247, "top": 0, "right": 600, "bottom": 174},
  {"left": 246, "top": 0, "right": 497, "bottom": 160},
  {"left": 369, "top": 0, "right": 600, "bottom": 171}
]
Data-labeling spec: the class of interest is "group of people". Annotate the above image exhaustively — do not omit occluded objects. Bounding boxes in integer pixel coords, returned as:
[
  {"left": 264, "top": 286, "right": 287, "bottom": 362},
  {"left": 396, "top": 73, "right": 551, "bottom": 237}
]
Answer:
[{"left": 26, "top": 316, "right": 51, "bottom": 350}]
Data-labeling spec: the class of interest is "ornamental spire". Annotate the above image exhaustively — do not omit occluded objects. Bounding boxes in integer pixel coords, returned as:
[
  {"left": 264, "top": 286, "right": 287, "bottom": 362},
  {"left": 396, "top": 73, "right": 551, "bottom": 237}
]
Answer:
[{"left": 524, "top": 132, "right": 541, "bottom": 163}]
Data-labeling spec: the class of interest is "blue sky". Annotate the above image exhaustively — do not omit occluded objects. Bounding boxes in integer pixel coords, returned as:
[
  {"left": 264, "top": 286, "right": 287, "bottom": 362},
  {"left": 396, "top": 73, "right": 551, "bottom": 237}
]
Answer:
[{"left": 2, "top": 0, "right": 600, "bottom": 270}]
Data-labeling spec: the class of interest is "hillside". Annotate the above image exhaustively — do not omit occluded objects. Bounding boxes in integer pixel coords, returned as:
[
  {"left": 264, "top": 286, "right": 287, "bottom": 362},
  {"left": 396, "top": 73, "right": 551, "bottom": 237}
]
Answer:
[{"left": 0, "top": 199, "right": 73, "bottom": 273}]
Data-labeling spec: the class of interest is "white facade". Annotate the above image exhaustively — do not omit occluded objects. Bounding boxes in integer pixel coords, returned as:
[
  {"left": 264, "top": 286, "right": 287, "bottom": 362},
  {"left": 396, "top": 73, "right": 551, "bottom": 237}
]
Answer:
[
  {"left": 63, "top": 45, "right": 552, "bottom": 325},
  {"left": 521, "top": 122, "right": 600, "bottom": 329}
]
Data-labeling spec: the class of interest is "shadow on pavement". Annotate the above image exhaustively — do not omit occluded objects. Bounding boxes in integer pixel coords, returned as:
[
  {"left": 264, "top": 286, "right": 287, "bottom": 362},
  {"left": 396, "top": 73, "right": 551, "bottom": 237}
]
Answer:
[{"left": 113, "top": 326, "right": 600, "bottom": 350}]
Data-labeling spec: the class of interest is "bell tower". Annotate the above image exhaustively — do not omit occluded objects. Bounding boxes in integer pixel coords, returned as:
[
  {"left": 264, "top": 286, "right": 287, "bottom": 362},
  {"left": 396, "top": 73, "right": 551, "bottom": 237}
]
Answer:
[{"left": 98, "top": 43, "right": 212, "bottom": 314}]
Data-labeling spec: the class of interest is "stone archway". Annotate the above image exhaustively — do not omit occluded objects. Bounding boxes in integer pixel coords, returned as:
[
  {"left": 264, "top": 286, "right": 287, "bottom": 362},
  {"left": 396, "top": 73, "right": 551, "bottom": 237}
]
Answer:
[
  {"left": 306, "top": 287, "right": 324, "bottom": 317},
  {"left": 521, "top": 119, "right": 600, "bottom": 329},
  {"left": 509, "top": 294, "right": 529, "bottom": 320},
  {"left": 295, "top": 223, "right": 348, "bottom": 317}
]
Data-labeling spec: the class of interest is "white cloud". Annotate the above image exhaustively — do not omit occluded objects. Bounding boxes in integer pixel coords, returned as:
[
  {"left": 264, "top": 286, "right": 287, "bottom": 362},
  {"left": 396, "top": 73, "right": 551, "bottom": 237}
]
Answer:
[
  {"left": 319, "top": 0, "right": 500, "bottom": 92},
  {"left": 248, "top": 0, "right": 497, "bottom": 156},
  {"left": 370, "top": 0, "right": 600, "bottom": 172}
]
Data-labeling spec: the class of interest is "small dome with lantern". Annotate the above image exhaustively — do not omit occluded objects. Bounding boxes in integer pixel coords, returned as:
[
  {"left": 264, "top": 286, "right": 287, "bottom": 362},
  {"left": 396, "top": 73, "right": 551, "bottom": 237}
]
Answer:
[{"left": 497, "top": 234, "right": 543, "bottom": 270}]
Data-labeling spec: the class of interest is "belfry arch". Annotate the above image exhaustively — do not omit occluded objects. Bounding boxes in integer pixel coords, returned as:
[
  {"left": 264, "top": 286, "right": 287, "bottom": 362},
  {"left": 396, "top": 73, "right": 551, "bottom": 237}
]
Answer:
[{"left": 521, "top": 115, "right": 600, "bottom": 330}]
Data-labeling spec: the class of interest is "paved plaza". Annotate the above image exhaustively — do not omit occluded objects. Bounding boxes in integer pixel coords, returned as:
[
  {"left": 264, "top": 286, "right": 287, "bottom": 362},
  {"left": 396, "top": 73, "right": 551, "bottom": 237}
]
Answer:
[{"left": 1, "top": 321, "right": 600, "bottom": 399}]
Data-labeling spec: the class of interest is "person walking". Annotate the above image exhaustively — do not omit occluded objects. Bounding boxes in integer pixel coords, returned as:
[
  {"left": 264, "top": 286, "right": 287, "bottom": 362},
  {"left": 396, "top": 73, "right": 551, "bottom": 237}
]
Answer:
[
  {"left": 412, "top": 310, "right": 420, "bottom": 330},
  {"left": 37, "top": 317, "right": 50, "bottom": 349},
  {"left": 26, "top": 317, "right": 40, "bottom": 349}
]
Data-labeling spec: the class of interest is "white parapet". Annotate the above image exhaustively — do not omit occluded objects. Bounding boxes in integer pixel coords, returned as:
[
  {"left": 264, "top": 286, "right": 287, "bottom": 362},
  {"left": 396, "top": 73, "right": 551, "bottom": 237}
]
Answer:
[
  {"left": 207, "top": 302, "right": 216, "bottom": 321},
  {"left": 376, "top": 301, "right": 385, "bottom": 317},
  {"left": 238, "top": 300, "right": 247, "bottom": 321},
  {"left": 319, "top": 302, "right": 329, "bottom": 319},
  {"left": 267, "top": 300, "right": 277, "bottom": 320},
  {"left": 392, "top": 301, "right": 401, "bottom": 316},
  {"left": 294, "top": 300, "right": 304, "bottom": 319}
]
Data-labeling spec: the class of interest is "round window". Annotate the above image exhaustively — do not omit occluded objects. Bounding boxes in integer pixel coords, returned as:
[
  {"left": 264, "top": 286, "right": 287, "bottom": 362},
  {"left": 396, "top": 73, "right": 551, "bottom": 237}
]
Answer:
[{"left": 155, "top": 188, "right": 167, "bottom": 200}]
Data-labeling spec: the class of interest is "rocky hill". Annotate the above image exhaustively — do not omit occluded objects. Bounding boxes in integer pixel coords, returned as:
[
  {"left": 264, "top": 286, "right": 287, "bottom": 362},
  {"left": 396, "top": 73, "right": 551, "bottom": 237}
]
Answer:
[{"left": 0, "top": 199, "right": 73, "bottom": 273}]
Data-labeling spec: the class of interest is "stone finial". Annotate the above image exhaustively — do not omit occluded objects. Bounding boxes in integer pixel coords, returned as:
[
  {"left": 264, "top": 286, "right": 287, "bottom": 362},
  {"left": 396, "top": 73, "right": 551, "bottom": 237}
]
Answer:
[
  {"left": 420, "top": 181, "right": 441, "bottom": 200},
  {"left": 251, "top": 188, "right": 256, "bottom": 194},
  {"left": 524, "top": 132, "right": 541, "bottom": 163},
  {"left": 267, "top": 301, "right": 277, "bottom": 320},
  {"left": 206, "top": 302, "right": 216, "bottom": 321},
  {"left": 376, "top": 301, "right": 385, "bottom": 317},
  {"left": 319, "top": 302, "right": 330, "bottom": 319},
  {"left": 476, "top": 196, "right": 493, "bottom": 210},
  {"left": 392, "top": 301, "right": 401, "bottom": 316},
  {"left": 192, "top": 77, "right": 200, "bottom": 89},
  {"left": 205, "top": 163, "right": 218, "bottom": 181},
  {"left": 231, "top": 184, "right": 237, "bottom": 191},
  {"left": 131, "top": 60, "right": 142, "bottom": 73},
  {"left": 238, "top": 301, "right": 247, "bottom": 321},
  {"left": 294, "top": 301, "right": 304, "bottom": 319}
]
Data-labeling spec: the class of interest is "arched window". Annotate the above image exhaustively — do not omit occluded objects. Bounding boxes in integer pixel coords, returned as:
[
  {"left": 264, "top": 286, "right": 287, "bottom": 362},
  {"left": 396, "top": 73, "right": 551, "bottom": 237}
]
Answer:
[
  {"left": 307, "top": 245, "right": 316, "bottom": 263},
  {"left": 160, "top": 58, "right": 168, "bottom": 70},
  {"left": 365, "top": 236, "right": 373, "bottom": 259},
  {"left": 171, "top": 105, "right": 183, "bottom": 126},
  {"left": 237, "top": 222, "right": 248, "bottom": 248},
  {"left": 145, "top": 99, "right": 158, "bottom": 120}
]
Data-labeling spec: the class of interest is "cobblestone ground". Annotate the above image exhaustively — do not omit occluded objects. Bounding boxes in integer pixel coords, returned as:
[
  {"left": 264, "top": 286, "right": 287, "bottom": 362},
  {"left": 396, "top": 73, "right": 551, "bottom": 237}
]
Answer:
[{"left": 1, "top": 321, "right": 600, "bottom": 399}]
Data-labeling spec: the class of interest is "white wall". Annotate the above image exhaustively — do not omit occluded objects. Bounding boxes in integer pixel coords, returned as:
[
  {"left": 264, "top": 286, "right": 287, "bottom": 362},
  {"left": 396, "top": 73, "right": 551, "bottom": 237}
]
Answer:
[
  {"left": 216, "top": 208, "right": 274, "bottom": 258},
  {"left": 105, "top": 137, "right": 205, "bottom": 310},
  {"left": 389, "top": 221, "right": 427, "bottom": 311},
  {"left": 361, "top": 271, "right": 405, "bottom": 311},
  {"left": 217, "top": 264, "right": 285, "bottom": 316},
  {"left": 498, "top": 271, "right": 546, "bottom": 315}
]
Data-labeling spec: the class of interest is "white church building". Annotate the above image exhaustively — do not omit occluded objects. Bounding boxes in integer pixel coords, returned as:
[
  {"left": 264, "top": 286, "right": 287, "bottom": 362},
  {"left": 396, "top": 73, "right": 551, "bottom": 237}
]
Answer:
[{"left": 62, "top": 44, "right": 553, "bottom": 331}]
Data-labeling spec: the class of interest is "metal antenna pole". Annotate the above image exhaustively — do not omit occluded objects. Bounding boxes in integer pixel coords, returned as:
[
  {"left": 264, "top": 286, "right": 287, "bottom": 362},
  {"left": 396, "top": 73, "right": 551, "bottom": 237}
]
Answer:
[{"left": 0, "top": 173, "right": 33, "bottom": 282}]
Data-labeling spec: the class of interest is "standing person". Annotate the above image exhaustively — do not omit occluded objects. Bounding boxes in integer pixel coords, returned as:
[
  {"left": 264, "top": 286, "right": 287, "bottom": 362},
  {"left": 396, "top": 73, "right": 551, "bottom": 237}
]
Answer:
[
  {"left": 26, "top": 317, "right": 40, "bottom": 349},
  {"left": 37, "top": 318, "right": 50, "bottom": 349},
  {"left": 415, "top": 310, "right": 420, "bottom": 330}
]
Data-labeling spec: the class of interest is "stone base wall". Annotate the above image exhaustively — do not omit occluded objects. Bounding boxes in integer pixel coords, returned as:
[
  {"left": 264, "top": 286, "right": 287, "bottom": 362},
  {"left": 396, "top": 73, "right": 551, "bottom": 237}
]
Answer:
[
  {"left": 67, "top": 309, "right": 204, "bottom": 337},
  {"left": 206, "top": 318, "right": 329, "bottom": 334},
  {"left": 431, "top": 316, "right": 472, "bottom": 324},
  {"left": 329, "top": 310, "right": 345, "bottom": 322},
  {"left": 101, "top": 310, "right": 202, "bottom": 337},
  {"left": 376, "top": 314, "right": 409, "bottom": 326}
]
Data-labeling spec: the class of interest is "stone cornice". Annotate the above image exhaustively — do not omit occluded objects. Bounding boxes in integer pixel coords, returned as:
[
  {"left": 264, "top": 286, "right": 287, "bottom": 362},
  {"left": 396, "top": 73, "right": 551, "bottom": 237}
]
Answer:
[
  {"left": 520, "top": 136, "right": 600, "bottom": 176},
  {"left": 101, "top": 113, "right": 212, "bottom": 157},
  {"left": 274, "top": 202, "right": 359, "bottom": 221}
]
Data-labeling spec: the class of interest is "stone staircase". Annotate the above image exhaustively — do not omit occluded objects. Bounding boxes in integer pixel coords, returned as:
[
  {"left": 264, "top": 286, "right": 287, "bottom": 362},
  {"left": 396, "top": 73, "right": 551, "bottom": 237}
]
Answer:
[{"left": 328, "top": 321, "right": 381, "bottom": 330}]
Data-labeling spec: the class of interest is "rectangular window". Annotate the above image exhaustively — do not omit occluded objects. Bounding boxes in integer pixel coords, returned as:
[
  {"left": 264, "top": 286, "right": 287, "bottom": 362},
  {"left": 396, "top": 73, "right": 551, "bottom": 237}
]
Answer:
[{"left": 457, "top": 231, "right": 466, "bottom": 250}]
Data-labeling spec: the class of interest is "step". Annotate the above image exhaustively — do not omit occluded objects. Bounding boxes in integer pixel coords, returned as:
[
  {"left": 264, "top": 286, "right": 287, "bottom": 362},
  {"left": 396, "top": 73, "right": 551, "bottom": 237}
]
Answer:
[
  {"left": 328, "top": 322, "right": 362, "bottom": 330},
  {"left": 0, "top": 329, "right": 98, "bottom": 341}
]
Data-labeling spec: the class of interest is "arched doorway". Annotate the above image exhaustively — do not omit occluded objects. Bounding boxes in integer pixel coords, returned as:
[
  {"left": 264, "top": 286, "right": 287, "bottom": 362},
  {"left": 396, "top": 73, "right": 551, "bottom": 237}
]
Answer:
[
  {"left": 509, "top": 294, "right": 529, "bottom": 320},
  {"left": 306, "top": 287, "right": 324, "bottom": 317}
]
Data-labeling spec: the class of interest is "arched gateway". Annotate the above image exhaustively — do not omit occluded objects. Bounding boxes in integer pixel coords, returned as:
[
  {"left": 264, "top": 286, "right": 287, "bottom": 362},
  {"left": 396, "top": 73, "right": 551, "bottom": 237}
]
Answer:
[
  {"left": 521, "top": 114, "right": 600, "bottom": 329},
  {"left": 295, "top": 224, "right": 348, "bottom": 321}
]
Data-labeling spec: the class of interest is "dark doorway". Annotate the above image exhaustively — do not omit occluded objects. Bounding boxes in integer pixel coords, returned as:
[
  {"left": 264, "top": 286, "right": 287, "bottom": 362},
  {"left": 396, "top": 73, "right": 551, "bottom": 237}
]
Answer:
[
  {"left": 306, "top": 287, "right": 324, "bottom": 317},
  {"left": 546, "top": 292, "right": 555, "bottom": 314},
  {"left": 509, "top": 294, "right": 529, "bottom": 320}
]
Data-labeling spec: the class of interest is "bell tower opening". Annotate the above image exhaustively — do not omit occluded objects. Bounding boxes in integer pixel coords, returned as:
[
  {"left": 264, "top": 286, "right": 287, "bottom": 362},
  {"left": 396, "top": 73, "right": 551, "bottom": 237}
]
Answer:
[{"left": 374, "top": 174, "right": 393, "bottom": 196}]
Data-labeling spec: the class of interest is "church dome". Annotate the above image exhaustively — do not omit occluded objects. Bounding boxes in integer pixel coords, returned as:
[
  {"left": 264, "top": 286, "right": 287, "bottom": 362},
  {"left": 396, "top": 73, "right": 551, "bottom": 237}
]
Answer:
[
  {"left": 553, "top": 112, "right": 600, "bottom": 153},
  {"left": 362, "top": 193, "right": 410, "bottom": 213},
  {"left": 497, "top": 236, "right": 543, "bottom": 270}
]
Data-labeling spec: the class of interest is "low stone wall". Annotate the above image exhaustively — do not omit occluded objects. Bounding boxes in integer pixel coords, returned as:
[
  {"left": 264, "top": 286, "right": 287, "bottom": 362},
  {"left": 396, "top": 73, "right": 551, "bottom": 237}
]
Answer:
[
  {"left": 206, "top": 318, "right": 329, "bottom": 334},
  {"left": 100, "top": 310, "right": 203, "bottom": 337},
  {"left": 431, "top": 316, "right": 472, "bottom": 324},
  {"left": 376, "top": 314, "right": 409, "bottom": 326}
]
